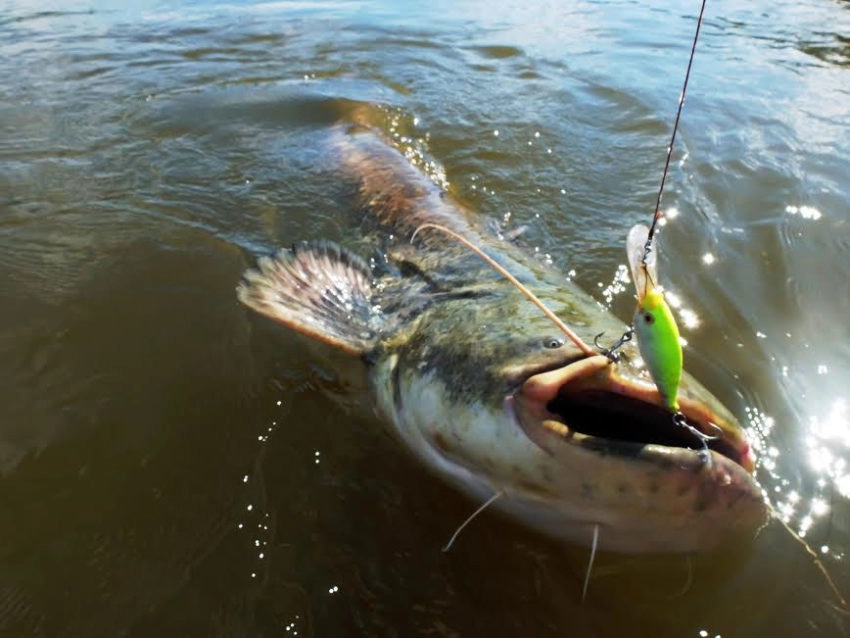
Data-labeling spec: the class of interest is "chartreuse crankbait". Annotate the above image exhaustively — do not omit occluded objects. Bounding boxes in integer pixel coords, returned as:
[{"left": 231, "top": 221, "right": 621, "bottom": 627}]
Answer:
[{"left": 626, "top": 223, "right": 682, "bottom": 411}]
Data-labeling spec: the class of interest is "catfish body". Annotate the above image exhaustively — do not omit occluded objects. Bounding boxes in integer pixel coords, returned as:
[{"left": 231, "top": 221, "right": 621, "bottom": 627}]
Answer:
[{"left": 237, "top": 127, "right": 767, "bottom": 553}]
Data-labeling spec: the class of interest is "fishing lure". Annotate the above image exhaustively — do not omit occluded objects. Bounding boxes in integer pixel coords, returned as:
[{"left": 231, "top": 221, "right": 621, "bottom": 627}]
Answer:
[{"left": 626, "top": 223, "right": 682, "bottom": 411}]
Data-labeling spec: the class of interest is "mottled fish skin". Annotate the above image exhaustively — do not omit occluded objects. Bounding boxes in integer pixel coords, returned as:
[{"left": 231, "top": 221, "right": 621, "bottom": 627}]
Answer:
[{"left": 240, "top": 126, "right": 768, "bottom": 553}]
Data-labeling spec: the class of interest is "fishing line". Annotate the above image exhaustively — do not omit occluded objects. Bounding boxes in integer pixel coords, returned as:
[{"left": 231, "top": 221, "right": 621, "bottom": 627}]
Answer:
[
  {"left": 777, "top": 517, "right": 849, "bottom": 612},
  {"left": 644, "top": 0, "right": 709, "bottom": 261},
  {"left": 604, "top": 0, "right": 709, "bottom": 363}
]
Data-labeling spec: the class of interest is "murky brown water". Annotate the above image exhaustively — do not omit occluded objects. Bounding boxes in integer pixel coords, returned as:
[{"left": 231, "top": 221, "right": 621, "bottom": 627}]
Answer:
[{"left": 2, "top": 0, "right": 850, "bottom": 635}]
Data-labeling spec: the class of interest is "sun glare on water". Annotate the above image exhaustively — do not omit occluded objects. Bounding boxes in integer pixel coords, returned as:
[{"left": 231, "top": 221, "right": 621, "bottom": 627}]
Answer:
[{"left": 806, "top": 398, "right": 850, "bottom": 498}]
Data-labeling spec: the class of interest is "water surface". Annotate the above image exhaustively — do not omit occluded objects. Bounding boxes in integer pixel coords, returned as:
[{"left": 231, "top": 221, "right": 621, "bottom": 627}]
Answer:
[{"left": 2, "top": 0, "right": 850, "bottom": 635}]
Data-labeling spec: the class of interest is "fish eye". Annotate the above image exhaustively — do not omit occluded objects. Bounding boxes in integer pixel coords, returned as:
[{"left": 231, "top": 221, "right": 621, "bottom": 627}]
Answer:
[
  {"left": 642, "top": 312, "right": 654, "bottom": 325},
  {"left": 543, "top": 337, "right": 565, "bottom": 349}
]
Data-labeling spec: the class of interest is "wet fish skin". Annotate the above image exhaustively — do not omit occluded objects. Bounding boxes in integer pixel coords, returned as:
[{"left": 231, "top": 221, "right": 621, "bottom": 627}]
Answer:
[{"left": 237, "top": 126, "right": 768, "bottom": 553}]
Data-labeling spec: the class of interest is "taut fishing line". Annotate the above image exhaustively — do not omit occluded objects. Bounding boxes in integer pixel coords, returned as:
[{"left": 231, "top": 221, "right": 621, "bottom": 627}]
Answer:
[{"left": 644, "top": 0, "right": 708, "bottom": 261}]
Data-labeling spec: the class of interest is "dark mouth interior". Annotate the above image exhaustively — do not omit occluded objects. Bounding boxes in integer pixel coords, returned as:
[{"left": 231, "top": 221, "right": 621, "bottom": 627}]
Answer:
[{"left": 546, "top": 389, "right": 742, "bottom": 465}]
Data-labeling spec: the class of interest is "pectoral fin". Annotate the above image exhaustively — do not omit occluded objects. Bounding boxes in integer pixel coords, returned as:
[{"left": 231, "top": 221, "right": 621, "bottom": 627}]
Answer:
[{"left": 237, "top": 241, "right": 382, "bottom": 355}]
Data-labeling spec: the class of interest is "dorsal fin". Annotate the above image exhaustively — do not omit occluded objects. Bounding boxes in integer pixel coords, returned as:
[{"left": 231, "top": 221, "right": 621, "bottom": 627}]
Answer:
[{"left": 237, "top": 241, "right": 382, "bottom": 355}]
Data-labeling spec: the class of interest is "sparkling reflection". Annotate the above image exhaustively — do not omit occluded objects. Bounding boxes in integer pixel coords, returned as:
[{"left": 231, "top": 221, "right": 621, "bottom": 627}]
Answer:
[
  {"left": 234, "top": 400, "right": 285, "bottom": 583},
  {"left": 806, "top": 398, "right": 850, "bottom": 502},
  {"left": 785, "top": 204, "right": 823, "bottom": 221},
  {"left": 748, "top": 393, "right": 850, "bottom": 544},
  {"left": 600, "top": 263, "right": 630, "bottom": 305}
]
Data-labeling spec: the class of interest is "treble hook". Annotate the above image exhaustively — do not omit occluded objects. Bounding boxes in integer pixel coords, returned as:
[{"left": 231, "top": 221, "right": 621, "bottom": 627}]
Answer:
[
  {"left": 594, "top": 328, "right": 634, "bottom": 362},
  {"left": 672, "top": 411, "right": 719, "bottom": 467}
]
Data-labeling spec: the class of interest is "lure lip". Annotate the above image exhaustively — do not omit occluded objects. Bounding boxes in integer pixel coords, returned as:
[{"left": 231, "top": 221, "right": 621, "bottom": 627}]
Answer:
[{"left": 513, "top": 355, "right": 756, "bottom": 473}]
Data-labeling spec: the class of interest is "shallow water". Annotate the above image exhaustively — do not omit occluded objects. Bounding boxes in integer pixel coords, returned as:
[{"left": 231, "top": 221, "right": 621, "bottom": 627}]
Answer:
[{"left": 2, "top": 0, "right": 850, "bottom": 635}]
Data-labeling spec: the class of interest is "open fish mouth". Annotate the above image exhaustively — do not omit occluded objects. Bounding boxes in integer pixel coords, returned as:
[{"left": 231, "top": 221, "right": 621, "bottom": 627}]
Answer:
[{"left": 513, "top": 355, "right": 756, "bottom": 473}]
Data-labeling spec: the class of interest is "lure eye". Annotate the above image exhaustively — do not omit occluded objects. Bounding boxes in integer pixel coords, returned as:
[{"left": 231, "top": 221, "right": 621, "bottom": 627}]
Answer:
[
  {"left": 642, "top": 312, "right": 655, "bottom": 325},
  {"left": 543, "top": 337, "right": 565, "bottom": 349}
]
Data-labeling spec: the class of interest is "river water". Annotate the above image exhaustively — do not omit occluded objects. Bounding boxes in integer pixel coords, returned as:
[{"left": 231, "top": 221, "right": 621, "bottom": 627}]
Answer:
[{"left": 1, "top": 0, "right": 849, "bottom": 635}]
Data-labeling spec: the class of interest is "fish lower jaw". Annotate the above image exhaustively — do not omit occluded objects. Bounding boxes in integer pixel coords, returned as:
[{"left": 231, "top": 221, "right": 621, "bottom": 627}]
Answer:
[{"left": 508, "top": 396, "right": 769, "bottom": 552}]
